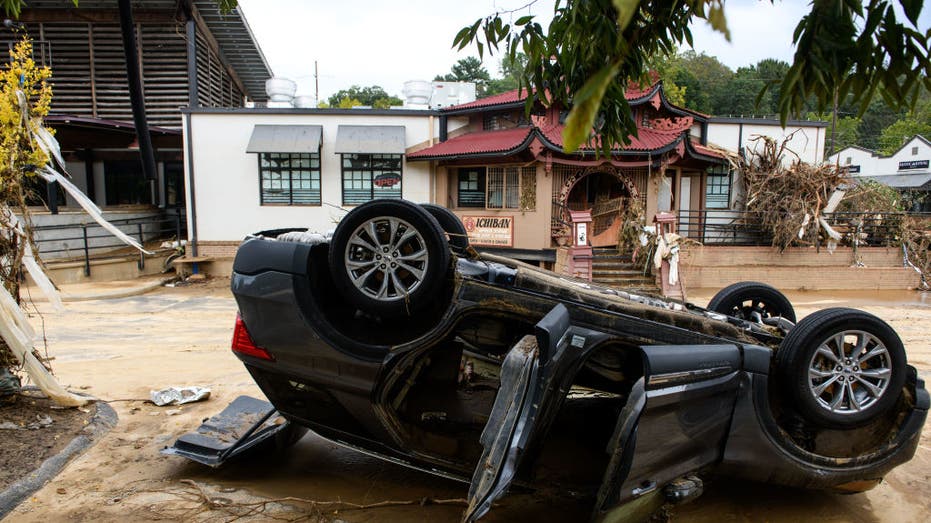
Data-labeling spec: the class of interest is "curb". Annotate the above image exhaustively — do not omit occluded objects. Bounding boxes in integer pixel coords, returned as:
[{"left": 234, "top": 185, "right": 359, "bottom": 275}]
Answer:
[{"left": 0, "top": 397, "right": 118, "bottom": 520}]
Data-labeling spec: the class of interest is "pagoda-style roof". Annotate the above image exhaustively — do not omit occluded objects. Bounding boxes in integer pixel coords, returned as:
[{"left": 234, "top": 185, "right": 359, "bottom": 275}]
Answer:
[
  {"left": 440, "top": 81, "right": 708, "bottom": 121},
  {"left": 411, "top": 78, "right": 724, "bottom": 163}
]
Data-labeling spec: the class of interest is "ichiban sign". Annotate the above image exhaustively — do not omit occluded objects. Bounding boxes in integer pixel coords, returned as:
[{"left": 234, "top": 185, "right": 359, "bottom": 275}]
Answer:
[{"left": 462, "top": 216, "right": 514, "bottom": 247}]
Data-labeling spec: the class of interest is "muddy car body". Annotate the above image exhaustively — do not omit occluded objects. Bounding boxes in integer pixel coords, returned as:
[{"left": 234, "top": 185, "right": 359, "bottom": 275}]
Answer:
[{"left": 215, "top": 200, "right": 927, "bottom": 521}]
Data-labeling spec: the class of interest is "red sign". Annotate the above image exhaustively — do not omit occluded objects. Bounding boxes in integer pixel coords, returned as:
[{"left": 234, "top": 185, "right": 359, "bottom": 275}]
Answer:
[{"left": 374, "top": 173, "right": 401, "bottom": 187}]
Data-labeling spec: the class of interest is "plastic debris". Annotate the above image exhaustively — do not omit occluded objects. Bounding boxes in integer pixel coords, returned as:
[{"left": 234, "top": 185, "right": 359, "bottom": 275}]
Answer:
[
  {"left": 0, "top": 368, "right": 20, "bottom": 397},
  {"left": 150, "top": 386, "right": 211, "bottom": 406},
  {"left": 0, "top": 414, "right": 53, "bottom": 430}
]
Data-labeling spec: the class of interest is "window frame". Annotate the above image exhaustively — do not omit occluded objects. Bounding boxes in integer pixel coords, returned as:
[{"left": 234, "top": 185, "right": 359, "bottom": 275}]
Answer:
[
  {"left": 704, "top": 166, "right": 731, "bottom": 210},
  {"left": 485, "top": 165, "right": 535, "bottom": 211},
  {"left": 340, "top": 153, "right": 404, "bottom": 206},
  {"left": 457, "top": 167, "right": 487, "bottom": 208},
  {"left": 258, "top": 152, "right": 322, "bottom": 206}
]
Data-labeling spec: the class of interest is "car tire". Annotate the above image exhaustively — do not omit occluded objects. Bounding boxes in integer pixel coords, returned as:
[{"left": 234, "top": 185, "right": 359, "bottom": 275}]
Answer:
[
  {"left": 706, "top": 281, "right": 796, "bottom": 323},
  {"left": 775, "top": 307, "right": 906, "bottom": 428},
  {"left": 420, "top": 203, "right": 471, "bottom": 255},
  {"left": 329, "top": 199, "right": 451, "bottom": 317}
]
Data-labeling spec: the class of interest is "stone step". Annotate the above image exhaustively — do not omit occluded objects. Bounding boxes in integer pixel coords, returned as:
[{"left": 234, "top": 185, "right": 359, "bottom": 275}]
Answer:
[
  {"left": 591, "top": 260, "right": 639, "bottom": 269},
  {"left": 592, "top": 269, "right": 646, "bottom": 277},
  {"left": 593, "top": 277, "right": 657, "bottom": 286}
]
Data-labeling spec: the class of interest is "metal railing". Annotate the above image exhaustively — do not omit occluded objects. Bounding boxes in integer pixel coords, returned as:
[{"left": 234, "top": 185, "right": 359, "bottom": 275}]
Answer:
[
  {"left": 31, "top": 212, "right": 185, "bottom": 276},
  {"left": 551, "top": 199, "right": 573, "bottom": 230},
  {"left": 675, "top": 210, "right": 931, "bottom": 247}
]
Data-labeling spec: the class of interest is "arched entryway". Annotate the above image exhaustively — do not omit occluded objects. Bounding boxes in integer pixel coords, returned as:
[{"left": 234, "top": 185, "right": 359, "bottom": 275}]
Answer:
[{"left": 559, "top": 166, "right": 640, "bottom": 247}]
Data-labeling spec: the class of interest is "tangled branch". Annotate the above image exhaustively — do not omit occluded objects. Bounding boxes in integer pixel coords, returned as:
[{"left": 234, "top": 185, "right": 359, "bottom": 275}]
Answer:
[{"left": 139, "top": 479, "right": 470, "bottom": 522}]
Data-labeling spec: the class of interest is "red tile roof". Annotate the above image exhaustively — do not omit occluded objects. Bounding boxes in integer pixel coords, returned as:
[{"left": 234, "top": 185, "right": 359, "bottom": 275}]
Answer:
[
  {"left": 443, "top": 82, "right": 667, "bottom": 112},
  {"left": 442, "top": 89, "right": 530, "bottom": 111},
  {"left": 407, "top": 127, "right": 533, "bottom": 159},
  {"left": 689, "top": 139, "right": 728, "bottom": 159},
  {"left": 537, "top": 123, "right": 683, "bottom": 153}
]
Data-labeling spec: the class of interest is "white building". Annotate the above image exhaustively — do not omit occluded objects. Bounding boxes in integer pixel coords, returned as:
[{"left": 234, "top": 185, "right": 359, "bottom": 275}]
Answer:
[
  {"left": 182, "top": 97, "right": 827, "bottom": 271},
  {"left": 182, "top": 107, "right": 469, "bottom": 260},
  {"left": 828, "top": 135, "right": 931, "bottom": 212},
  {"left": 698, "top": 116, "right": 828, "bottom": 165}
]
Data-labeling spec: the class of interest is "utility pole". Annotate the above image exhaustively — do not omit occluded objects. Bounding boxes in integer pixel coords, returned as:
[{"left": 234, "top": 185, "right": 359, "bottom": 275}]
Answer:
[
  {"left": 315, "top": 61, "right": 319, "bottom": 106},
  {"left": 117, "top": 0, "right": 157, "bottom": 183}
]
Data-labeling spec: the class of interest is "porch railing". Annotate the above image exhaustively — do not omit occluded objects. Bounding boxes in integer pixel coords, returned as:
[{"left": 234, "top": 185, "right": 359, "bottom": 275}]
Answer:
[
  {"left": 31, "top": 212, "right": 186, "bottom": 276},
  {"left": 675, "top": 210, "right": 931, "bottom": 247}
]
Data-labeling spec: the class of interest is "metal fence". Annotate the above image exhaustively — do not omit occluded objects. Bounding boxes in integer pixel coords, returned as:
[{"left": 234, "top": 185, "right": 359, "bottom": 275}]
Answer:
[
  {"left": 675, "top": 210, "right": 931, "bottom": 247},
  {"left": 31, "top": 213, "right": 185, "bottom": 276}
]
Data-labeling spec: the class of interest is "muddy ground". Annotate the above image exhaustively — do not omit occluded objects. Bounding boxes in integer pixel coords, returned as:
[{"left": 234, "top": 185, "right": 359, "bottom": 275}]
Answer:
[
  {"left": 3, "top": 279, "right": 931, "bottom": 522},
  {"left": 0, "top": 392, "right": 97, "bottom": 492}
]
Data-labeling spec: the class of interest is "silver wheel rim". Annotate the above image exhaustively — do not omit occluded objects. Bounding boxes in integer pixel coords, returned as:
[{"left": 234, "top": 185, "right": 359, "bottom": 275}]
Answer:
[
  {"left": 344, "top": 216, "right": 429, "bottom": 302},
  {"left": 807, "top": 330, "right": 892, "bottom": 415}
]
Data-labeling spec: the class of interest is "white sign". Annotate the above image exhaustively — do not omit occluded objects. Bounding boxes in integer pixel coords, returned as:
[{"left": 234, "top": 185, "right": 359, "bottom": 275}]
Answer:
[
  {"left": 462, "top": 215, "right": 514, "bottom": 247},
  {"left": 576, "top": 222, "right": 588, "bottom": 246}
]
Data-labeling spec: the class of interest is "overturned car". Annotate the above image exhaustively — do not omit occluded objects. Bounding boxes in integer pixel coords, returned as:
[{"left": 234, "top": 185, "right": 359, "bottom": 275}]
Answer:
[{"left": 169, "top": 199, "right": 927, "bottom": 522}]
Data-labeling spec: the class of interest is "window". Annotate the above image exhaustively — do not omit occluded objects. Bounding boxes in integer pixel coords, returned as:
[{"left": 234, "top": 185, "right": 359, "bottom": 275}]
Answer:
[
  {"left": 705, "top": 166, "right": 731, "bottom": 209},
  {"left": 913, "top": 146, "right": 919, "bottom": 156},
  {"left": 458, "top": 168, "right": 486, "bottom": 207},
  {"left": 341, "top": 154, "right": 402, "bottom": 205},
  {"left": 105, "top": 160, "right": 152, "bottom": 205},
  {"left": 164, "top": 162, "right": 185, "bottom": 208},
  {"left": 259, "top": 153, "right": 320, "bottom": 205},
  {"left": 486, "top": 166, "right": 536, "bottom": 210},
  {"left": 845, "top": 156, "right": 852, "bottom": 165}
]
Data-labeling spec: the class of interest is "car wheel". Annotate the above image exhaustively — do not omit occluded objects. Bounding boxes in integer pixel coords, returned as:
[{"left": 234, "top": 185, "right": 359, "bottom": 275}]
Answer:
[
  {"left": 706, "top": 281, "right": 796, "bottom": 322},
  {"left": 775, "top": 308, "right": 906, "bottom": 428},
  {"left": 329, "top": 199, "right": 451, "bottom": 317},
  {"left": 420, "top": 203, "right": 471, "bottom": 255}
]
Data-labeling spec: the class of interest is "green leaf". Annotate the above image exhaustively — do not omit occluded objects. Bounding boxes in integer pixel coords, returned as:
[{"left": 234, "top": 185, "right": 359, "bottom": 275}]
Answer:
[
  {"left": 612, "top": 0, "right": 640, "bottom": 31},
  {"left": 563, "top": 63, "right": 619, "bottom": 153},
  {"left": 705, "top": 2, "right": 731, "bottom": 41},
  {"left": 900, "top": 0, "right": 922, "bottom": 25},
  {"left": 515, "top": 15, "right": 533, "bottom": 26}
]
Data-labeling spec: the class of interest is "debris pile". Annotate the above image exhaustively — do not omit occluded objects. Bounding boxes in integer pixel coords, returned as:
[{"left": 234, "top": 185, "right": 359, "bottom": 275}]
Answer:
[
  {"left": 0, "top": 37, "right": 150, "bottom": 406},
  {"left": 734, "top": 134, "right": 849, "bottom": 251}
]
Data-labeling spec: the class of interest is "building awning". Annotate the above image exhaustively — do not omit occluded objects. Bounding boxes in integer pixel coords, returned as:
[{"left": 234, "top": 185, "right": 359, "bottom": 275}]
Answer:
[
  {"left": 246, "top": 125, "right": 322, "bottom": 153},
  {"left": 863, "top": 173, "right": 931, "bottom": 190},
  {"left": 334, "top": 125, "right": 406, "bottom": 154}
]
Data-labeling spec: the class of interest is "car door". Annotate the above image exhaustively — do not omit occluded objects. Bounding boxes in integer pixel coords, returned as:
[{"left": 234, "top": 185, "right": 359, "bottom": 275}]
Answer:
[
  {"left": 593, "top": 344, "right": 742, "bottom": 522},
  {"left": 463, "top": 303, "right": 610, "bottom": 522},
  {"left": 462, "top": 302, "right": 743, "bottom": 522}
]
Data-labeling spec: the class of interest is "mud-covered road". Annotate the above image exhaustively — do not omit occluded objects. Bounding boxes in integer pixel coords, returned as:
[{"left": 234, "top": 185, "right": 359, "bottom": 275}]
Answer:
[{"left": 4, "top": 280, "right": 930, "bottom": 522}]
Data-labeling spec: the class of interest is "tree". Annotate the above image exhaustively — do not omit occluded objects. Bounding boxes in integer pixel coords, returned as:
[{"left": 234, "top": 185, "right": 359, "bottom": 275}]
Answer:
[
  {"left": 435, "top": 57, "right": 492, "bottom": 95},
  {"left": 677, "top": 51, "right": 733, "bottom": 114},
  {"left": 724, "top": 66, "right": 769, "bottom": 116},
  {"left": 456, "top": 0, "right": 931, "bottom": 154},
  {"left": 808, "top": 112, "right": 862, "bottom": 155},
  {"left": 486, "top": 52, "right": 528, "bottom": 96},
  {"left": 754, "top": 58, "right": 790, "bottom": 114},
  {"left": 326, "top": 85, "right": 402, "bottom": 108},
  {"left": 855, "top": 99, "right": 904, "bottom": 151},
  {"left": 878, "top": 104, "right": 931, "bottom": 154}
]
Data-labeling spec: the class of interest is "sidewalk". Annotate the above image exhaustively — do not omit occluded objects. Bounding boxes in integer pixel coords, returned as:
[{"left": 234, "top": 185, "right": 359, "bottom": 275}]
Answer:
[{"left": 23, "top": 274, "right": 177, "bottom": 302}]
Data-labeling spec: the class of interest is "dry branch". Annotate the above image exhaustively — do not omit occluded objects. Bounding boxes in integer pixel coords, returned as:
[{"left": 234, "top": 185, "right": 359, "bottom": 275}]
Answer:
[{"left": 734, "top": 134, "right": 849, "bottom": 251}]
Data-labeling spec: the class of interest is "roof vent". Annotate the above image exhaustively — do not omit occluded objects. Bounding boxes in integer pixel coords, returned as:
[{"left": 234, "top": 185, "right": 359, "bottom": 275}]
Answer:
[
  {"left": 265, "top": 77, "right": 296, "bottom": 102},
  {"left": 403, "top": 80, "right": 432, "bottom": 109}
]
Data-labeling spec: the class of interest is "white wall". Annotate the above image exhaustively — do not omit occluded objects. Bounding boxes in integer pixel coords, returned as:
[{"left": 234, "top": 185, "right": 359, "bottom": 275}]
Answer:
[
  {"left": 703, "top": 120, "right": 827, "bottom": 165},
  {"left": 828, "top": 137, "right": 931, "bottom": 178},
  {"left": 185, "top": 111, "right": 461, "bottom": 242},
  {"left": 828, "top": 146, "right": 879, "bottom": 174}
]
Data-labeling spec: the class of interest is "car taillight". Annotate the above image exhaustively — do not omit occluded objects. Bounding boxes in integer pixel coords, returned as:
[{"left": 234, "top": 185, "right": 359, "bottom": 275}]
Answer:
[{"left": 232, "top": 313, "right": 274, "bottom": 361}]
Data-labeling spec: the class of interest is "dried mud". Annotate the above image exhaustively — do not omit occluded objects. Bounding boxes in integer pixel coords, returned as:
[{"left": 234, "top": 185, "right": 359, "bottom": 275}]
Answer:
[{"left": 3, "top": 279, "right": 930, "bottom": 522}]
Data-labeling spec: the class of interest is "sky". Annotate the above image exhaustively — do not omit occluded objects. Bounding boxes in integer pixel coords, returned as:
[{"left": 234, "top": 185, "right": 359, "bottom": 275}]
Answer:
[{"left": 236, "top": 0, "right": 931, "bottom": 104}]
